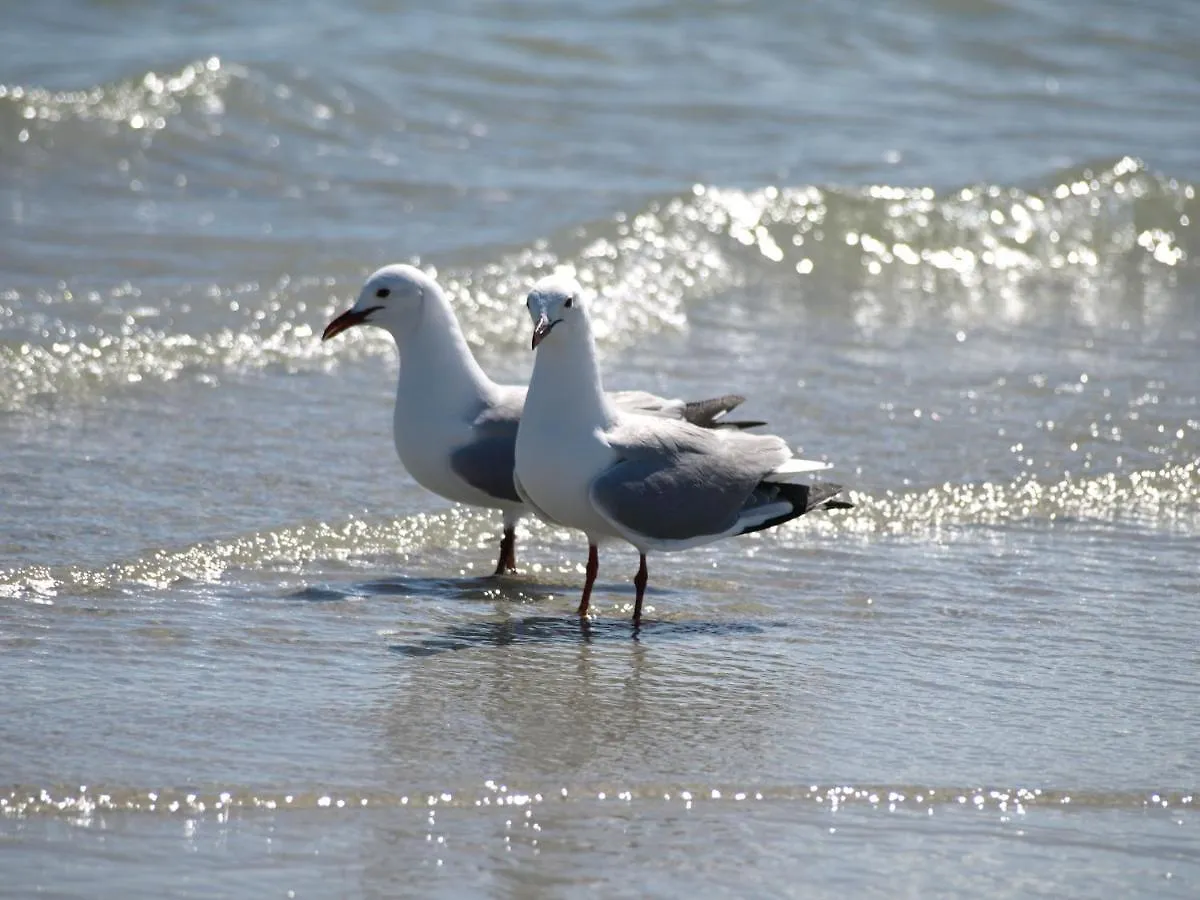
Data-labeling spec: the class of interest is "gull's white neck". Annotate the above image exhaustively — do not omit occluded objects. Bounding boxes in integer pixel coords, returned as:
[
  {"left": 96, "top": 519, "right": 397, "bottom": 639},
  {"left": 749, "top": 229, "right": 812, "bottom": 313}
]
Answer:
[
  {"left": 391, "top": 287, "right": 494, "bottom": 415},
  {"left": 525, "top": 315, "right": 616, "bottom": 433},
  {"left": 516, "top": 311, "right": 622, "bottom": 542}
]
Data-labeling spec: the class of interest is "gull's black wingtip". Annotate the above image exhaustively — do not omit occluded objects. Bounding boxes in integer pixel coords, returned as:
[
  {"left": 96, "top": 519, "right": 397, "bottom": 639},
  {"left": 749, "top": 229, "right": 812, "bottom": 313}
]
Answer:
[
  {"left": 738, "top": 480, "right": 854, "bottom": 536},
  {"left": 806, "top": 481, "right": 856, "bottom": 511}
]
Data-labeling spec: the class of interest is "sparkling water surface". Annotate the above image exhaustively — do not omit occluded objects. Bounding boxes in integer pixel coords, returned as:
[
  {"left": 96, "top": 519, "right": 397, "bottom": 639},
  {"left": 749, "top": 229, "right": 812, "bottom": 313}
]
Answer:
[{"left": 2, "top": 1, "right": 1198, "bottom": 896}]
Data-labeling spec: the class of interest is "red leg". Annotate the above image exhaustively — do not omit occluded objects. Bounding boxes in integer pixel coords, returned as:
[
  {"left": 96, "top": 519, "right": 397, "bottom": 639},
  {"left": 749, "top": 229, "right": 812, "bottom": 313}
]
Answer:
[
  {"left": 503, "top": 527, "right": 517, "bottom": 572},
  {"left": 632, "top": 553, "right": 648, "bottom": 623},
  {"left": 493, "top": 526, "right": 516, "bottom": 576},
  {"left": 577, "top": 544, "right": 599, "bottom": 618}
]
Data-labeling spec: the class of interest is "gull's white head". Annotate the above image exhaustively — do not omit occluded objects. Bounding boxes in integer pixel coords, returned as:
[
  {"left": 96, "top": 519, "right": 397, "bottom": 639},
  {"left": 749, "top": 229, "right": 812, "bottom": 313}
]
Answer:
[
  {"left": 322, "top": 264, "right": 437, "bottom": 342},
  {"left": 525, "top": 273, "right": 587, "bottom": 350}
]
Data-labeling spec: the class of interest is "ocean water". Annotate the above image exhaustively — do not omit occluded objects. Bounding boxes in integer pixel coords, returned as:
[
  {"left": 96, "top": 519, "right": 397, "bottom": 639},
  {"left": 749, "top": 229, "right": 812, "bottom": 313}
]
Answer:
[{"left": 2, "top": 0, "right": 1198, "bottom": 896}]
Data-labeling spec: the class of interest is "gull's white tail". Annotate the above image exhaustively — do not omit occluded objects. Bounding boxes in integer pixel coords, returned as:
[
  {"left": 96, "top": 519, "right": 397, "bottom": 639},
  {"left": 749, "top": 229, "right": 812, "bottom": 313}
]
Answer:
[{"left": 766, "top": 457, "right": 832, "bottom": 483}]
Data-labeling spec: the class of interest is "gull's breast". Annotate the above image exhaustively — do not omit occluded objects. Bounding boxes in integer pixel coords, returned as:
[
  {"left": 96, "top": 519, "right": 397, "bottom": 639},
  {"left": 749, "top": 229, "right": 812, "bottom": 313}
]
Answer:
[{"left": 515, "top": 424, "right": 619, "bottom": 539}]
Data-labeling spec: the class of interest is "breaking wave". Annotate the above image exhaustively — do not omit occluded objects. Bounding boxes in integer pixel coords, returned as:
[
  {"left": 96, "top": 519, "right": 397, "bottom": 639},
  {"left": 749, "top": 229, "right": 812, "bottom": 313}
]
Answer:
[
  {"left": 3, "top": 780, "right": 1192, "bottom": 821},
  {"left": 2, "top": 153, "right": 1193, "bottom": 411},
  {"left": 2, "top": 461, "right": 1195, "bottom": 603}
]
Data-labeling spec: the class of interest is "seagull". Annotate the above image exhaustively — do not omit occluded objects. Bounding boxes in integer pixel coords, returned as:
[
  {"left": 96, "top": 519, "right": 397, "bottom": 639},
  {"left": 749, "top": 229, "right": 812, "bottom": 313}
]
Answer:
[
  {"left": 513, "top": 273, "right": 853, "bottom": 622},
  {"left": 321, "top": 264, "right": 764, "bottom": 576}
]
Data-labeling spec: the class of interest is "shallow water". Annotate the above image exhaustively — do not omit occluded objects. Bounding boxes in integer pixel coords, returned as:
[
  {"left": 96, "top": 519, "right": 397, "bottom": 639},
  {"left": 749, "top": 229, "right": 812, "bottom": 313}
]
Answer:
[{"left": 2, "top": 0, "right": 1199, "bottom": 896}]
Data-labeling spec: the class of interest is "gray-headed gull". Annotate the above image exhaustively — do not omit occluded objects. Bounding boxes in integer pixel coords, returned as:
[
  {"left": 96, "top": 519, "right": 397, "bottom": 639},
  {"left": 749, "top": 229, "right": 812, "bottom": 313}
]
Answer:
[
  {"left": 513, "top": 273, "right": 853, "bottom": 622},
  {"left": 322, "top": 264, "right": 764, "bottom": 575}
]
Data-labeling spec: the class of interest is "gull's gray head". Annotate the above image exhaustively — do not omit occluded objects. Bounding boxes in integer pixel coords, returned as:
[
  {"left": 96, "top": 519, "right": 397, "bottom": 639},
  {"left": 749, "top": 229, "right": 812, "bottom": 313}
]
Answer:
[
  {"left": 526, "top": 273, "right": 586, "bottom": 350},
  {"left": 322, "top": 264, "right": 434, "bottom": 341}
]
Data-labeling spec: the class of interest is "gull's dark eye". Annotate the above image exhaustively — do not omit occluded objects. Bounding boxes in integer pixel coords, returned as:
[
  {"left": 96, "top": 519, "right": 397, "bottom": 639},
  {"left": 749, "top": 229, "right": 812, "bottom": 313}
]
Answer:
[
  {"left": 375, "top": 287, "right": 391, "bottom": 299},
  {"left": 564, "top": 296, "right": 575, "bottom": 309}
]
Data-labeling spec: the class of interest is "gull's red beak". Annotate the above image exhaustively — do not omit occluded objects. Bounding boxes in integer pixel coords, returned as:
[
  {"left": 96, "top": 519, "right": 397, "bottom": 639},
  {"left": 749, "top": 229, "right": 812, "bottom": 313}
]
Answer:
[
  {"left": 531, "top": 313, "right": 557, "bottom": 350},
  {"left": 322, "top": 305, "right": 381, "bottom": 341}
]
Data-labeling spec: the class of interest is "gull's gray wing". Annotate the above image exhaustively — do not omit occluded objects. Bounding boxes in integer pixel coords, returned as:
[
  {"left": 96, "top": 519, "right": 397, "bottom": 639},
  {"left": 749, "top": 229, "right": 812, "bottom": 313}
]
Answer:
[
  {"left": 447, "top": 387, "right": 526, "bottom": 505},
  {"left": 609, "top": 390, "right": 684, "bottom": 418},
  {"left": 610, "top": 391, "right": 763, "bottom": 430},
  {"left": 589, "top": 419, "right": 793, "bottom": 542}
]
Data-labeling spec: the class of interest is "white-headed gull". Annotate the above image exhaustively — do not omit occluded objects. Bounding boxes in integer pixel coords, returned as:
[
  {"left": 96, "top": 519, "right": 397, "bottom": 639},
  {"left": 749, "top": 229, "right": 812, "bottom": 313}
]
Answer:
[
  {"left": 513, "top": 273, "right": 853, "bottom": 622},
  {"left": 322, "top": 264, "right": 764, "bottom": 575}
]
